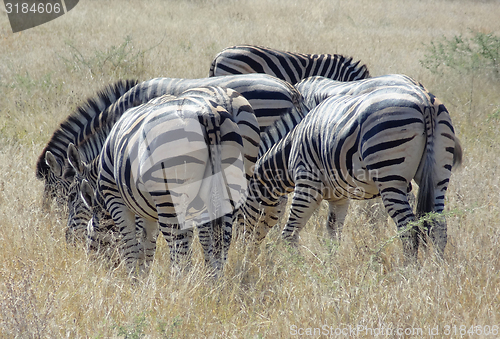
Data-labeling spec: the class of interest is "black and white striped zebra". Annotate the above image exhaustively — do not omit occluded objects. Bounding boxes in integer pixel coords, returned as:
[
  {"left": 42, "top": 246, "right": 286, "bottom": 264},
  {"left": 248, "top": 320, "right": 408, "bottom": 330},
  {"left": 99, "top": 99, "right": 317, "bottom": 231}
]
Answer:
[
  {"left": 66, "top": 86, "right": 260, "bottom": 268},
  {"left": 73, "top": 87, "right": 259, "bottom": 275},
  {"left": 241, "top": 83, "right": 462, "bottom": 260},
  {"left": 36, "top": 79, "right": 138, "bottom": 210},
  {"left": 209, "top": 45, "right": 370, "bottom": 84}
]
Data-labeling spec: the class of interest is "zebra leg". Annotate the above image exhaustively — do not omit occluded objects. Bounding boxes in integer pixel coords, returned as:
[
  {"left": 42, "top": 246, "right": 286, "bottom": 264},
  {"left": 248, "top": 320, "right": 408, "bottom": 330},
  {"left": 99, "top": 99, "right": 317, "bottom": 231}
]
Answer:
[
  {"left": 213, "top": 213, "right": 233, "bottom": 273},
  {"left": 222, "top": 212, "right": 234, "bottom": 263},
  {"left": 197, "top": 219, "right": 214, "bottom": 269},
  {"left": 197, "top": 214, "right": 231, "bottom": 275},
  {"left": 98, "top": 201, "right": 142, "bottom": 275},
  {"left": 326, "top": 200, "right": 350, "bottom": 241},
  {"left": 378, "top": 183, "right": 419, "bottom": 262},
  {"left": 427, "top": 216, "right": 447, "bottom": 258},
  {"left": 114, "top": 208, "right": 143, "bottom": 275},
  {"left": 136, "top": 217, "right": 159, "bottom": 274},
  {"left": 159, "top": 222, "right": 194, "bottom": 273},
  {"left": 281, "top": 176, "right": 323, "bottom": 245}
]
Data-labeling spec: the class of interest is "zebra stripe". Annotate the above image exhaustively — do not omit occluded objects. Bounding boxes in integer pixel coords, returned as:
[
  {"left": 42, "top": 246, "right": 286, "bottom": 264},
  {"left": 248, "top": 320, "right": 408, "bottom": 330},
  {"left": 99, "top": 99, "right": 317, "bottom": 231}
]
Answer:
[
  {"left": 73, "top": 87, "right": 259, "bottom": 275},
  {"left": 241, "top": 83, "right": 462, "bottom": 260},
  {"left": 36, "top": 79, "right": 138, "bottom": 210},
  {"left": 209, "top": 45, "right": 370, "bottom": 84}
]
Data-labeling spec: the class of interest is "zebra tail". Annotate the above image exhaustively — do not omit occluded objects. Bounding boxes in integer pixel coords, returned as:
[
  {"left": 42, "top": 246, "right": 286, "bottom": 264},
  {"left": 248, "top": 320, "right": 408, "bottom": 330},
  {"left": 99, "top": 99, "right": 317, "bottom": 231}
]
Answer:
[
  {"left": 208, "top": 58, "right": 217, "bottom": 77},
  {"left": 209, "top": 112, "right": 223, "bottom": 220},
  {"left": 416, "top": 104, "right": 438, "bottom": 237},
  {"left": 416, "top": 150, "right": 435, "bottom": 219},
  {"left": 416, "top": 107, "right": 463, "bottom": 219},
  {"left": 414, "top": 137, "right": 435, "bottom": 252},
  {"left": 452, "top": 134, "right": 463, "bottom": 169}
]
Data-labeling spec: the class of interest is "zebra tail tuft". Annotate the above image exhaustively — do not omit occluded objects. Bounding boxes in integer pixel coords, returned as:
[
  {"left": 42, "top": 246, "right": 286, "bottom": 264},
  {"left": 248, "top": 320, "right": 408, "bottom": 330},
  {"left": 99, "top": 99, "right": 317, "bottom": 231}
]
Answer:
[
  {"left": 416, "top": 151, "right": 435, "bottom": 218},
  {"left": 416, "top": 148, "right": 435, "bottom": 243}
]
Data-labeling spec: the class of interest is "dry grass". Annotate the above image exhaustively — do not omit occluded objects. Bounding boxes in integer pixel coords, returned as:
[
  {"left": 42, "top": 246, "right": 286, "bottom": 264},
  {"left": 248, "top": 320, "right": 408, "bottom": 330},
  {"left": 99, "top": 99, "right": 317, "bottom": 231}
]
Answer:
[{"left": 1, "top": 0, "right": 500, "bottom": 337}]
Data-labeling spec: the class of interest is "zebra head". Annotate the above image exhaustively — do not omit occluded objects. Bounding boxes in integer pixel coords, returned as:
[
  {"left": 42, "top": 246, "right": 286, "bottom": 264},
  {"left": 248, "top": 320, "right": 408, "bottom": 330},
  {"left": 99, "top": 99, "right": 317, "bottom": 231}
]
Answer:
[
  {"left": 65, "top": 143, "right": 98, "bottom": 245},
  {"left": 239, "top": 177, "right": 288, "bottom": 244},
  {"left": 42, "top": 151, "right": 75, "bottom": 212},
  {"left": 79, "top": 179, "right": 122, "bottom": 263}
]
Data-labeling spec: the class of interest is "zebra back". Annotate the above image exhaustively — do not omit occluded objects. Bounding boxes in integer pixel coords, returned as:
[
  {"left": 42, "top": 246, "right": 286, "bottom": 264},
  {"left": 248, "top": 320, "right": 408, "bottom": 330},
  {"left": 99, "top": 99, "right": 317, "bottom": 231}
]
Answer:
[
  {"left": 100, "top": 74, "right": 309, "bottom": 135},
  {"left": 295, "top": 74, "right": 425, "bottom": 109},
  {"left": 209, "top": 45, "right": 370, "bottom": 84}
]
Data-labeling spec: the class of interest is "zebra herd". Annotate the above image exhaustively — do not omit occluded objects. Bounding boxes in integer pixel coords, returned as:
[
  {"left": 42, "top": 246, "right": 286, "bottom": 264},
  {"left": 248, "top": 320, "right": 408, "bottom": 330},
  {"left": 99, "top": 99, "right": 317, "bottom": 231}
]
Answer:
[{"left": 36, "top": 45, "right": 462, "bottom": 277}]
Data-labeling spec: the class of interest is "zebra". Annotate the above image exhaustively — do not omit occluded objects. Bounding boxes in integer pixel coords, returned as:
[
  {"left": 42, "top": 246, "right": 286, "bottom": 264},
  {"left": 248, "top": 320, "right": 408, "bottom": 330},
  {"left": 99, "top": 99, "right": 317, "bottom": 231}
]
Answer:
[
  {"left": 36, "top": 79, "right": 138, "bottom": 210},
  {"left": 209, "top": 45, "right": 370, "bottom": 84},
  {"left": 71, "top": 86, "right": 260, "bottom": 275},
  {"left": 295, "top": 74, "right": 433, "bottom": 204},
  {"left": 65, "top": 85, "right": 262, "bottom": 252},
  {"left": 240, "top": 83, "right": 462, "bottom": 261}
]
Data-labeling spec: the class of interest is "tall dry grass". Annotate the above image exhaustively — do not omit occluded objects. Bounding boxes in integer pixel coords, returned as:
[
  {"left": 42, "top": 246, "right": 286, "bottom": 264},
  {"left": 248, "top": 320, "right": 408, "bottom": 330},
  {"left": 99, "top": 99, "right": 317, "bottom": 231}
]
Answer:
[{"left": 1, "top": 0, "right": 500, "bottom": 337}]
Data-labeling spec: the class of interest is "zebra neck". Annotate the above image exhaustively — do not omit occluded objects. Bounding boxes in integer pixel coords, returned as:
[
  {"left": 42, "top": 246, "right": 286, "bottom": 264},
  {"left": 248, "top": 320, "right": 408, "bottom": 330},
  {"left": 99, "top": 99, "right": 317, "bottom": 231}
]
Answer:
[
  {"left": 87, "top": 155, "right": 101, "bottom": 186},
  {"left": 255, "top": 135, "right": 294, "bottom": 202},
  {"left": 258, "top": 105, "right": 304, "bottom": 157}
]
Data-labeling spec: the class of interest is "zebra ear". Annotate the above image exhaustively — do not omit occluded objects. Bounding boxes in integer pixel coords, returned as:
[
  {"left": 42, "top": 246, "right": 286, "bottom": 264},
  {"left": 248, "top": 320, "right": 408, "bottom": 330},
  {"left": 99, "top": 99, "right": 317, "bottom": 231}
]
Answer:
[
  {"left": 80, "top": 179, "right": 94, "bottom": 209},
  {"left": 67, "top": 143, "right": 84, "bottom": 175},
  {"left": 45, "top": 151, "right": 62, "bottom": 177}
]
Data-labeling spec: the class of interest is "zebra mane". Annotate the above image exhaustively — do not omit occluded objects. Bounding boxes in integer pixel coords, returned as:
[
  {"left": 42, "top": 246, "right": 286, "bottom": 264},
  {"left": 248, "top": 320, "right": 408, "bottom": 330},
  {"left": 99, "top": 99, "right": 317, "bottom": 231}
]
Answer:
[
  {"left": 299, "top": 51, "right": 370, "bottom": 81},
  {"left": 36, "top": 79, "right": 138, "bottom": 179}
]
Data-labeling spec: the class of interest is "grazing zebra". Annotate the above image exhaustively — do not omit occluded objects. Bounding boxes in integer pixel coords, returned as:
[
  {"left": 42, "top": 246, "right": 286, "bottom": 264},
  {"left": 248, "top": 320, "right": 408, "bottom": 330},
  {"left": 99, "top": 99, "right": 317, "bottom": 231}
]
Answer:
[
  {"left": 241, "top": 84, "right": 462, "bottom": 261},
  {"left": 66, "top": 86, "right": 261, "bottom": 252},
  {"left": 72, "top": 87, "right": 259, "bottom": 275},
  {"left": 295, "top": 74, "right": 425, "bottom": 109},
  {"left": 209, "top": 45, "right": 370, "bottom": 84},
  {"left": 36, "top": 79, "right": 138, "bottom": 210}
]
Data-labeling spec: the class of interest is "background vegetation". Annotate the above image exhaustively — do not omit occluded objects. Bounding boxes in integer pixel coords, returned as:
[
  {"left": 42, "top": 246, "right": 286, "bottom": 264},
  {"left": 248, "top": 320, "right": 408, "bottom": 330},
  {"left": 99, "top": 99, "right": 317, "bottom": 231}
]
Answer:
[{"left": 1, "top": 0, "right": 499, "bottom": 337}]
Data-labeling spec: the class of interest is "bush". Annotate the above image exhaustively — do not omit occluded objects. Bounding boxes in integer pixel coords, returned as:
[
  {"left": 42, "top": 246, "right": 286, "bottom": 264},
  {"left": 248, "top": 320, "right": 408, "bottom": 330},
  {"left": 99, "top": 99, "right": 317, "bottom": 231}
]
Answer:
[
  {"left": 58, "top": 35, "right": 161, "bottom": 79},
  {"left": 421, "top": 30, "right": 500, "bottom": 78}
]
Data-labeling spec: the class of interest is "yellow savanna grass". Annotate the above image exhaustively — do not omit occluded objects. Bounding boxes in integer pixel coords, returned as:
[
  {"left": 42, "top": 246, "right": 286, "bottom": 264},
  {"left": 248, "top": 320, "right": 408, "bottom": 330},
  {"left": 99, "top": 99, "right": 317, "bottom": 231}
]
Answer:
[{"left": 0, "top": 0, "right": 499, "bottom": 337}]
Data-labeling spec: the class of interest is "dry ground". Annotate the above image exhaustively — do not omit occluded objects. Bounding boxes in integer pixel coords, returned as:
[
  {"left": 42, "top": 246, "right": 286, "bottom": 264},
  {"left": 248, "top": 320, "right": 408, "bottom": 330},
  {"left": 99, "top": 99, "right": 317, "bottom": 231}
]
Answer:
[{"left": 0, "top": 0, "right": 499, "bottom": 337}]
